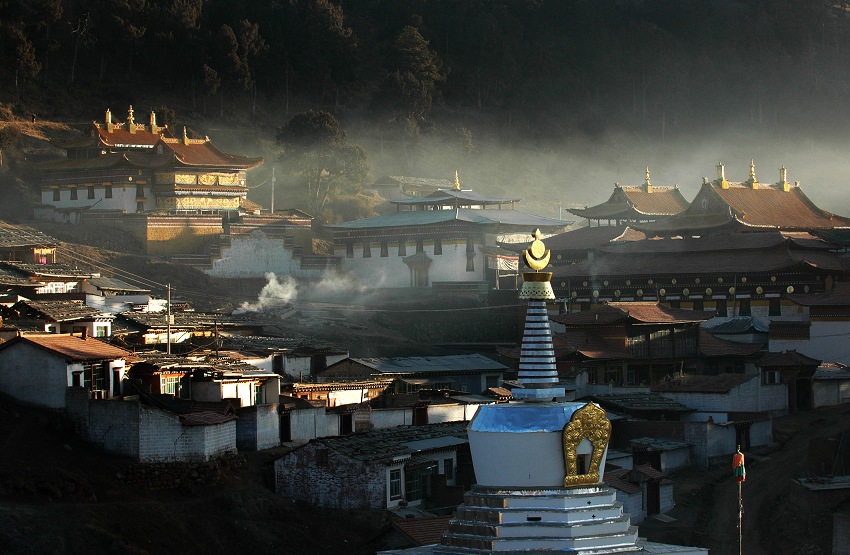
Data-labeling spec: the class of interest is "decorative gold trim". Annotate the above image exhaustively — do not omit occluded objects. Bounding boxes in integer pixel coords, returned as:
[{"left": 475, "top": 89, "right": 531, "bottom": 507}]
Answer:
[{"left": 562, "top": 403, "right": 611, "bottom": 487}]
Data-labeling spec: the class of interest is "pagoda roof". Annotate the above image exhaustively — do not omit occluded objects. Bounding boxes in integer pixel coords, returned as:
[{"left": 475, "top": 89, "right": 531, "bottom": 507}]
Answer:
[
  {"left": 158, "top": 137, "right": 263, "bottom": 169},
  {"left": 552, "top": 235, "right": 844, "bottom": 278},
  {"left": 635, "top": 179, "right": 850, "bottom": 236},
  {"left": 568, "top": 184, "right": 689, "bottom": 220},
  {"left": 326, "top": 207, "right": 570, "bottom": 232},
  {"left": 506, "top": 225, "right": 645, "bottom": 253},
  {"left": 786, "top": 281, "right": 850, "bottom": 307}
]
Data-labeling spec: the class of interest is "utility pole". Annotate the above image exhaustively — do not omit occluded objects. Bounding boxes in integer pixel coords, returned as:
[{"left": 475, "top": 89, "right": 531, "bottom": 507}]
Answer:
[
  {"left": 270, "top": 166, "right": 275, "bottom": 213},
  {"left": 166, "top": 283, "right": 171, "bottom": 355}
]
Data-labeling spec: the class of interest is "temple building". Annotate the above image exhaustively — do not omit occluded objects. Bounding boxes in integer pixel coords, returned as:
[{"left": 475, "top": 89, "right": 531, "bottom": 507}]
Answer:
[
  {"left": 36, "top": 106, "right": 263, "bottom": 221},
  {"left": 551, "top": 231, "right": 847, "bottom": 318},
  {"left": 567, "top": 168, "right": 689, "bottom": 226},
  {"left": 326, "top": 173, "right": 571, "bottom": 289},
  {"left": 634, "top": 162, "right": 850, "bottom": 237}
]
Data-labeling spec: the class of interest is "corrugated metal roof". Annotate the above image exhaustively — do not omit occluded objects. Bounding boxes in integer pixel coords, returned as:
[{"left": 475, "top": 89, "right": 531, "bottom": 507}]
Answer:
[{"left": 586, "top": 393, "right": 693, "bottom": 412}]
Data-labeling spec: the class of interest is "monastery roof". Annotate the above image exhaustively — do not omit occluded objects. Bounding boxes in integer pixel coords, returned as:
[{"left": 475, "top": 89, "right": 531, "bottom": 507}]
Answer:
[
  {"left": 651, "top": 372, "right": 756, "bottom": 393},
  {"left": 392, "top": 187, "right": 521, "bottom": 206},
  {"left": 0, "top": 333, "right": 130, "bottom": 361},
  {"left": 568, "top": 184, "right": 689, "bottom": 220},
  {"left": 636, "top": 180, "right": 850, "bottom": 235},
  {"left": 375, "top": 175, "right": 453, "bottom": 187},
  {"left": 552, "top": 238, "right": 843, "bottom": 278},
  {"left": 158, "top": 137, "right": 263, "bottom": 169},
  {"left": 786, "top": 281, "right": 850, "bottom": 307},
  {"left": 311, "top": 421, "right": 469, "bottom": 463},
  {"left": 14, "top": 299, "right": 111, "bottom": 322},
  {"left": 757, "top": 350, "right": 822, "bottom": 368},
  {"left": 536, "top": 225, "right": 646, "bottom": 252},
  {"left": 551, "top": 303, "right": 715, "bottom": 327},
  {"left": 326, "top": 207, "right": 570, "bottom": 231},
  {"left": 348, "top": 354, "right": 509, "bottom": 374}
]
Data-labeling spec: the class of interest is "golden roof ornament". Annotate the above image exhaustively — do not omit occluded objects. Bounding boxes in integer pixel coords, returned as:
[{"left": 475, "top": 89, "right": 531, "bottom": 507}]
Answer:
[
  {"left": 749, "top": 159, "right": 759, "bottom": 188},
  {"left": 520, "top": 229, "right": 554, "bottom": 300},
  {"left": 644, "top": 166, "right": 652, "bottom": 193},
  {"left": 453, "top": 170, "right": 461, "bottom": 191}
]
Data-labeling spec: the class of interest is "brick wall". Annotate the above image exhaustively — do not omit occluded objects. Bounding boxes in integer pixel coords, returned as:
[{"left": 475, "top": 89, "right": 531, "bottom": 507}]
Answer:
[
  {"left": 236, "top": 404, "right": 280, "bottom": 450},
  {"left": 275, "top": 441, "right": 386, "bottom": 509}
]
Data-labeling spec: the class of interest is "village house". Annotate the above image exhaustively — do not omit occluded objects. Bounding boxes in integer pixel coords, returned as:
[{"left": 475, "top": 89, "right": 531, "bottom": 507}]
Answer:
[
  {"left": 811, "top": 363, "right": 850, "bottom": 408},
  {"left": 326, "top": 173, "right": 569, "bottom": 289},
  {"left": 566, "top": 168, "right": 690, "bottom": 226},
  {"left": 0, "top": 333, "right": 131, "bottom": 408},
  {"left": 318, "top": 354, "right": 509, "bottom": 395},
  {"left": 5, "top": 299, "right": 114, "bottom": 337},
  {"left": 115, "top": 311, "right": 264, "bottom": 347},
  {"left": 755, "top": 349, "right": 822, "bottom": 411},
  {"left": 275, "top": 421, "right": 470, "bottom": 510},
  {"left": 0, "top": 222, "right": 58, "bottom": 263},
  {"left": 604, "top": 463, "right": 675, "bottom": 524},
  {"left": 79, "top": 276, "right": 152, "bottom": 313},
  {"left": 1, "top": 261, "right": 97, "bottom": 295}
]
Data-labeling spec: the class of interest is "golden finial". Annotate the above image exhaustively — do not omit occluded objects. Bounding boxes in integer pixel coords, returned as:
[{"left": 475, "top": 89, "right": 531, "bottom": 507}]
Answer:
[
  {"left": 453, "top": 170, "right": 461, "bottom": 191},
  {"left": 644, "top": 166, "right": 652, "bottom": 193},
  {"left": 523, "top": 229, "right": 551, "bottom": 271},
  {"left": 716, "top": 162, "right": 729, "bottom": 189},
  {"left": 749, "top": 159, "right": 759, "bottom": 188},
  {"left": 183, "top": 126, "right": 189, "bottom": 145},
  {"left": 127, "top": 105, "right": 134, "bottom": 125}
]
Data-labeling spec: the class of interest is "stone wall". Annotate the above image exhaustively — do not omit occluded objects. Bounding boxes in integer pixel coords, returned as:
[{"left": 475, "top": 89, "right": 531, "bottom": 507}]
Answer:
[
  {"left": 119, "top": 454, "right": 246, "bottom": 490},
  {"left": 274, "top": 441, "right": 386, "bottom": 509}
]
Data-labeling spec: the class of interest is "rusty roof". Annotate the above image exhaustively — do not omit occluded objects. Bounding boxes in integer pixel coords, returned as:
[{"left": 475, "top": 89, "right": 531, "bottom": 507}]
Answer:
[
  {"left": 651, "top": 372, "right": 757, "bottom": 393},
  {"left": 568, "top": 185, "right": 689, "bottom": 220},
  {"left": 1, "top": 333, "right": 130, "bottom": 361},
  {"left": 604, "top": 467, "right": 642, "bottom": 494}
]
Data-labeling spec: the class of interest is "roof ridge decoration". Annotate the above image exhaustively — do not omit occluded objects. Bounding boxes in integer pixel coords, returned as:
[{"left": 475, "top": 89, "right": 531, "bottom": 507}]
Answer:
[
  {"left": 748, "top": 159, "right": 759, "bottom": 189},
  {"left": 717, "top": 162, "right": 729, "bottom": 189},
  {"left": 644, "top": 166, "right": 652, "bottom": 193},
  {"left": 453, "top": 170, "right": 461, "bottom": 191}
]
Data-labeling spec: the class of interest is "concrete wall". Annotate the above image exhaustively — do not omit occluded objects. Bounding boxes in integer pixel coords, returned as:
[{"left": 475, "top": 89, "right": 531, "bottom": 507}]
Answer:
[
  {"left": 289, "top": 407, "right": 341, "bottom": 441},
  {"left": 0, "top": 341, "right": 70, "bottom": 408},
  {"left": 336, "top": 239, "right": 486, "bottom": 288},
  {"left": 660, "top": 482, "right": 675, "bottom": 513},
  {"left": 427, "top": 403, "right": 481, "bottom": 423},
  {"left": 657, "top": 376, "right": 786, "bottom": 414},
  {"left": 236, "top": 404, "right": 280, "bottom": 450},
  {"left": 614, "top": 491, "right": 645, "bottom": 524},
  {"left": 139, "top": 405, "right": 236, "bottom": 462},
  {"left": 771, "top": 320, "right": 850, "bottom": 365},
  {"left": 275, "top": 441, "right": 386, "bottom": 509},
  {"left": 205, "top": 232, "right": 324, "bottom": 279},
  {"left": 814, "top": 379, "right": 850, "bottom": 408}
]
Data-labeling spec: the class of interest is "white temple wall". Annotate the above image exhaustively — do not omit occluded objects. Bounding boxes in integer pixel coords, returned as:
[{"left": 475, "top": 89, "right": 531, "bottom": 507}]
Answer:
[
  {"left": 205, "top": 232, "right": 324, "bottom": 279},
  {"left": 770, "top": 320, "right": 850, "bottom": 366}
]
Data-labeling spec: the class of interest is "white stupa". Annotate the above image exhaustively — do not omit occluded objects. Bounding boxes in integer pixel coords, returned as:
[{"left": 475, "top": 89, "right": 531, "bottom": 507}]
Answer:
[{"left": 380, "top": 231, "right": 707, "bottom": 555}]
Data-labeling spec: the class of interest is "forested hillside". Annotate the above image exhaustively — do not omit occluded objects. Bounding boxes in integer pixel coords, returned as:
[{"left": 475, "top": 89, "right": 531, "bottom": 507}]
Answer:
[{"left": 3, "top": 0, "right": 850, "bottom": 221}]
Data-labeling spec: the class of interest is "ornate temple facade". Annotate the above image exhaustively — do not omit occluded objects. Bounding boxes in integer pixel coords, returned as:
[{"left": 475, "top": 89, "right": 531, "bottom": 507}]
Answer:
[
  {"left": 37, "top": 107, "right": 263, "bottom": 220},
  {"left": 327, "top": 174, "right": 570, "bottom": 289}
]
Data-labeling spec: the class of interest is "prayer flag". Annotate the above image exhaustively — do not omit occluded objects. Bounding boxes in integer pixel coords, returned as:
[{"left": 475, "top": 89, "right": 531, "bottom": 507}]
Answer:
[{"left": 732, "top": 449, "right": 746, "bottom": 483}]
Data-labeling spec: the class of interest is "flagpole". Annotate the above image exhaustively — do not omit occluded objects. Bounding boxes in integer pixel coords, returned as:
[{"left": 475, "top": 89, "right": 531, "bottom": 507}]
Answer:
[{"left": 738, "top": 480, "right": 743, "bottom": 555}]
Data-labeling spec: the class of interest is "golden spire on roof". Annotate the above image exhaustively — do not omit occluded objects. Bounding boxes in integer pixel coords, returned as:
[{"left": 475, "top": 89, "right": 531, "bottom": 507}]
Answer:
[
  {"left": 779, "top": 165, "right": 790, "bottom": 192},
  {"left": 520, "top": 229, "right": 554, "bottom": 300},
  {"left": 127, "top": 105, "right": 134, "bottom": 124},
  {"left": 453, "top": 170, "right": 461, "bottom": 191},
  {"left": 644, "top": 166, "right": 652, "bottom": 193},
  {"left": 182, "top": 126, "right": 189, "bottom": 145},
  {"left": 748, "top": 159, "right": 759, "bottom": 189},
  {"left": 716, "top": 162, "right": 729, "bottom": 189}
]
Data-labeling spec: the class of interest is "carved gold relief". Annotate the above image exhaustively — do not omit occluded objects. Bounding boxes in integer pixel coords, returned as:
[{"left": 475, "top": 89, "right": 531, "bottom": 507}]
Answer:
[
  {"left": 562, "top": 402, "right": 611, "bottom": 487},
  {"left": 218, "top": 174, "right": 240, "bottom": 185},
  {"left": 199, "top": 174, "right": 217, "bottom": 185},
  {"left": 175, "top": 174, "right": 197, "bottom": 184}
]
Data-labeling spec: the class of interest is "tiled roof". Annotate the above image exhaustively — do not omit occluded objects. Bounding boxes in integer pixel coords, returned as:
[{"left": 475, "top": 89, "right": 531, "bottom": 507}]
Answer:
[
  {"left": 96, "top": 126, "right": 165, "bottom": 147},
  {"left": 703, "top": 316, "right": 770, "bottom": 335},
  {"left": 160, "top": 137, "right": 263, "bottom": 169},
  {"left": 698, "top": 329, "right": 765, "bottom": 357},
  {"left": 584, "top": 393, "right": 693, "bottom": 413},
  {"left": 326, "top": 207, "right": 569, "bottom": 231},
  {"left": 518, "top": 225, "right": 646, "bottom": 252},
  {"left": 314, "top": 421, "right": 469, "bottom": 462},
  {"left": 551, "top": 303, "right": 714, "bottom": 326},
  {"left": 2, "top": 261, "right": 96, "bottom": 279},
  {"left": 0, "top": 223, "right": 59, "bottom": 248},
  {"left": 392, "top": 516, "right": 453, "bottom": 546},
  {"left": 604, "top": 467, "right": 642, "bottom": 494},
  {"left": 786, "top": 281, "right": 850, "bottom": 307},
  {"left": 0, "top": 266, "right": 41, "bottom": 287},
  {"left": 757, "top": 350, "right": 822, "bottom": 368},
  {"left": 568, "top": 185, "right": 689, "bottom": 220},
  {"left": 375, "top": 175, "right": 453, "bottom": 188},
  {"left": 651, "top": 372, "right": 756, "bottom": 393},
  {"left": 15, "top": 299, "right": 110, "bottom": 322},
  {"left": 1, "top": 333, "right": 130, "bottom": 361},
  {"left": 349, "top": 354, "right": 509, "bottom": 374},
  {"left": 636, "top": 182, "right": 850, "bottom": 234}
]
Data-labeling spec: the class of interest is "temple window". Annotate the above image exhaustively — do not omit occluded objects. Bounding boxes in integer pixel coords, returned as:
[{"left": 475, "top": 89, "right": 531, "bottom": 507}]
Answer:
[
  {"left": 466, "top": 255, "right": 474, "bottom": 272},
  {"left": 345, "top": 243, "right": 354, "bottom": 258},
  {"left": 136, "top": 201, "right": 144, "bottom": 213},
  {"left": 380, "top": 242, "right": 388, "bottom": 257},
  {"left": 738, "top": 299, "right": 751, "bottom": 316},
  {"left": 105, "top": 185, "right": 112, "bottom": 198},
  {"left": 52, "top": 189, "right": 60, "bottom": 201},
  {"left": 716, "top": 299, "right": 727, "bottom": 316},
  {"left": 87, "top": 187, "right": 95, "bottom": 200},
  {"left": 398, "top": 240, "right": 407, "bottom": 256},
  {"left": 769, "top": 298, "right": 781, "bottom": 316},
  {"left": 363, "top": 241, "right": 371, "bottom": 258},
  {"left": 70, "top": 188, "right": 78, "bottom": 200},
  {"left": 434, "top": 237, "right": 442, "bottom": 255},
  {"left": 416, "top": 240, "right": 424, "bottom": 254},
  {"left": 135, "top": 185, "right": 144, "bottom": 198}
]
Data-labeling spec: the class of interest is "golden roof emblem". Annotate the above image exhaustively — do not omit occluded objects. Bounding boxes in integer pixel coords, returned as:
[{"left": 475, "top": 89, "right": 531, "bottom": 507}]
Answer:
[{"left": 523, "top": 229, "right": 550, "bottom": 271}]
